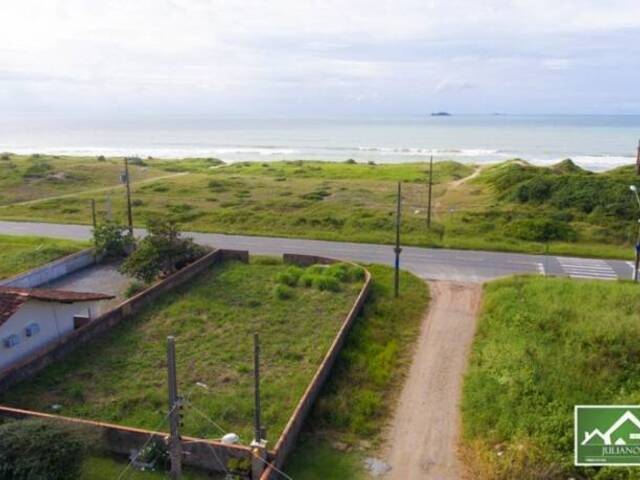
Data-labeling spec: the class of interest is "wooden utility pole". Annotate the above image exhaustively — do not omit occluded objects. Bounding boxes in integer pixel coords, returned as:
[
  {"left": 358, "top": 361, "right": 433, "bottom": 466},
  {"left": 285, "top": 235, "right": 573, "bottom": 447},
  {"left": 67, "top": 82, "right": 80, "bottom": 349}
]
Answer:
[
  {"left": 427, "top": 155, "right": 433, "bottom": 228},
  {"left": 167, "top": 336, "right": 182, "bottom": 480},
  {"left": 636, "top": 139, "right": 640, "bottom": 176},
  {"left": 253, "top": 333, "right": 262, "bottom": 443},
  {"left": 394, "top": 182, "right": 402, "bottom": 298},
  {"left": 123, "top": 157, "right": 134, "bottom": 237}
]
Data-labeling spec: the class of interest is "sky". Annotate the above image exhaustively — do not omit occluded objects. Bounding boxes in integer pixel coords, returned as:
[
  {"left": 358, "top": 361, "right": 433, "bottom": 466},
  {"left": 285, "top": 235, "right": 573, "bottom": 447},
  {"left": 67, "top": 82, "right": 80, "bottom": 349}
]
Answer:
[{"left": 1, "top": 0, "right": 640, "bottom": 117}]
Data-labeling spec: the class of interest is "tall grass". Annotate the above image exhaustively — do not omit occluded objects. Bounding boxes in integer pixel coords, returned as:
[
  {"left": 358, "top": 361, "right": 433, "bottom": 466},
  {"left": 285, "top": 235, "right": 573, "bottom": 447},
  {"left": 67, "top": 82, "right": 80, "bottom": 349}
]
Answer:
[{"left": 462, "top": 276, "right": 640, "bottom": 479}]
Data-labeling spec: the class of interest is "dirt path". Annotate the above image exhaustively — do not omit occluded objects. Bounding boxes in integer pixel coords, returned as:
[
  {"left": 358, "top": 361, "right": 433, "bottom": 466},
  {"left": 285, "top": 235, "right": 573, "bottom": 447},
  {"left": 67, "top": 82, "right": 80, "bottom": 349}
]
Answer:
[
  {"left": 381, "top": 281, "right": 482, "bottom": 480},
  {"left": 0, "top": 172, "right": 187, "bottom": 208},
  {"left": 450, "top": 166, "right": 482, "bottom": 188}
]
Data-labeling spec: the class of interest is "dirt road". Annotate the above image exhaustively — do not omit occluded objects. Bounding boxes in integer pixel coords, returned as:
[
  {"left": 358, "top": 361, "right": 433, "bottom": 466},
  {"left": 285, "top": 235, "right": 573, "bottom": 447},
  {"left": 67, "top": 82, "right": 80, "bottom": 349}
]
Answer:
[{"left": 381, "top": 281, "right": 482, "bottom": 480}]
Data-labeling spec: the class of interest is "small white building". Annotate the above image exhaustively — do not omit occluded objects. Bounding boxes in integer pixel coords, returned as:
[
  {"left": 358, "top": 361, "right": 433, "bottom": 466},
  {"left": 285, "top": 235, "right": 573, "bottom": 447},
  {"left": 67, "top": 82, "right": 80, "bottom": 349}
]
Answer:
[{"left": 0, "top": 287, "right": 114, "bottom": 372}]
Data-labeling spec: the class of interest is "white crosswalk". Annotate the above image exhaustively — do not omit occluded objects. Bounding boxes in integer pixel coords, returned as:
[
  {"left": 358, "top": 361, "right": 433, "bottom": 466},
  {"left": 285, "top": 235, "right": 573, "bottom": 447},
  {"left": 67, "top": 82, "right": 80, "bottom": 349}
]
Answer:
[{"left": 556, "top": 257, "right": 618, "bottom": 280}]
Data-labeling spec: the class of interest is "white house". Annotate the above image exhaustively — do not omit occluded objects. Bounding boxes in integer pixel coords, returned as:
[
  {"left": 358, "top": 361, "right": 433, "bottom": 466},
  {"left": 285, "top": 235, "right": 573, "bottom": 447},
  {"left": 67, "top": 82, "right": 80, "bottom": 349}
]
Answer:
[{"left": 0, "top": 286, "right": 114, "bottom": 372}]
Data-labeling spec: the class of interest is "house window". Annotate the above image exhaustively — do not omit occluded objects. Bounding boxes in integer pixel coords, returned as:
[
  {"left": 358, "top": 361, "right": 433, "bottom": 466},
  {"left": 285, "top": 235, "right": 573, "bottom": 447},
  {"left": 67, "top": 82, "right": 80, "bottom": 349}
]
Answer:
[
  {"left": 25, "top": 323, "right": 40, "bottom": 337},
  {"left": 3, "top": 334, "right": 20, "bottom": 348}
]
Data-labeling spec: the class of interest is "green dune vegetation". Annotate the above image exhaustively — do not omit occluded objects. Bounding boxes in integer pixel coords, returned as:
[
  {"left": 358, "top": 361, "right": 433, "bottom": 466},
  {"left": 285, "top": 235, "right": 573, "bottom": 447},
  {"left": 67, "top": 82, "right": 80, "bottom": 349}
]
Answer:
[
  {"left": 462, "top": 275, "right": 640, "bottom": 480},
  {"left": 1, "top": 153, "right": 639, "bottom": 258}
]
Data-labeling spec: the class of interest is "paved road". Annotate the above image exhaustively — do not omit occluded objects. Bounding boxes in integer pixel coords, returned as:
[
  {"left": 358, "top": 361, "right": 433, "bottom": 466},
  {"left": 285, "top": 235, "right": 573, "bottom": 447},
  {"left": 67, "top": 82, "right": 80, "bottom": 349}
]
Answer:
[{"left": 0, "top": 220, "right": 634, "bottom": 283}]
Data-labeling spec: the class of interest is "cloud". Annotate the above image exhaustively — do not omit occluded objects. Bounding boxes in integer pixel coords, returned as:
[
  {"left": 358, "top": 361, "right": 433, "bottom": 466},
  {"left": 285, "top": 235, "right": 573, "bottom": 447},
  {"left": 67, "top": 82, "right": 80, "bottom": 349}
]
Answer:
[{"left": 0, "top": 0, "right": 639, "bottom": 115}]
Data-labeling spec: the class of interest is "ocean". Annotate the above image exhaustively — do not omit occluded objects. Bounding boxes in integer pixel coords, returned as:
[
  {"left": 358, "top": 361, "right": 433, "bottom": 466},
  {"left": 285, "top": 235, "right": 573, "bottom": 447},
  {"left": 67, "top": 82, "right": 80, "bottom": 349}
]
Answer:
[{"left": 1, "top": 115, "right": 638, "bottom": 171}]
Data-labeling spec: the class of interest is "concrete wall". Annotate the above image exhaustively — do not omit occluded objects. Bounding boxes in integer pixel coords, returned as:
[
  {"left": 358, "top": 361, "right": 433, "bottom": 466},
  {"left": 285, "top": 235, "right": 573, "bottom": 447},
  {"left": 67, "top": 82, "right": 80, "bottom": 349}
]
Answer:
[
  {"left": 260, "top": 256, "right": 372, "bottom": 480},
  {"left": 0, "top": 248, "right": 249, "bottom": 390},
  {"left": 0, "top": 248, "right": 97, "bottom": 288},
  {"left": 0, "top": 299, "right": 97, "bottom": 371},
  {"left": 0, "top": 405, "right": 253, "bottom": 476}
]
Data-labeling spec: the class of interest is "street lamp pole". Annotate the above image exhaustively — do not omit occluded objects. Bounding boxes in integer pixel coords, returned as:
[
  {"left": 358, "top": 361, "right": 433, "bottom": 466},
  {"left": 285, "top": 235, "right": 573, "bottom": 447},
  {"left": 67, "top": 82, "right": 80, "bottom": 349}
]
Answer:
[{"left": 629, "top": 185, "right": 640, "bottom": 282}]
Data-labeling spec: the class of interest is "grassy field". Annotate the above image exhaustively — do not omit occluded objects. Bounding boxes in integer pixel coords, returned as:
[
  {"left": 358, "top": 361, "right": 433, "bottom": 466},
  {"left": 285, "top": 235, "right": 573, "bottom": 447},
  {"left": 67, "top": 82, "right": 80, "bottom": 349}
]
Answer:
[
  {"left": 0, "top": 153, "right": 170, "bottom": 206},
  {"left": 0, "top": 234, "right": 86, "bottom": 279},
  {"left": 1, "top": 154, "right": 637, "bottom": 259},
  {"left": 462, "top": 275, "right": 640, "bottom": 479},
  {"left": 0, "top": 258, "right": 364, "bottom": 443},
  {"left": 286, "top": 265, "right": 430, "bottom": 479}
]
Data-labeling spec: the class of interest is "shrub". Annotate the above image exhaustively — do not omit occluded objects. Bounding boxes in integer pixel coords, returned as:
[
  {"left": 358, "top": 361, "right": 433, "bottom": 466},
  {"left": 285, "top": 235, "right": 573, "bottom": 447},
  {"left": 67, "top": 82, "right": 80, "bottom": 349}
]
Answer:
[
  {"left": 312, "top": 275, "right": 341, "bottom": 292},
  {"left": 96, "top": 155, "right": 106, "bottom": 162},
  {"left": 275, "top": 266, "right": 304, "bottom": 287},
  {"left": 120, "top": 217, "right": 206, "bottom": 283},
  {"left": 23, "top": 161, "right": 52, "bottom": 178},
  {"left": 299, "top": 273, "right": 319, "bottom": 287},
  {"left": 0, "top": 152, "right": 11, "bottom": 161},
  {"left": 274, "top": 284, "right": 294, "bottom": 300},
  {"left": 93, "top": 221, "right": 130, "bottom": 259},
  {"left": 326, "top": 263, "right": 351, "bottom": 281},
  {"left": 127, "top": 156, "right": 146, "bottom": 166},
  {"left": 136, "top": 437, "right": 169, "bottom": 471},
  {"left": 0, "top": 419, "right": 85, "bottom": 480},
  {"left": 345, "top": 158, "right": 357, "bottom": 164},
  {"left": 503, "top": 218, "right": 577, "bottom": 242},
  {"left": 125, "top": 280, "right": 148, "bottom": 298}
]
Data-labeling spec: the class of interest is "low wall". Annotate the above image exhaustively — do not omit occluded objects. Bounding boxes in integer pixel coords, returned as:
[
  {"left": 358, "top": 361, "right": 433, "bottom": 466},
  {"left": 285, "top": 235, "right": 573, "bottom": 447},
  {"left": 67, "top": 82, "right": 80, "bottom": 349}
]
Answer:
[
  {"left": 0, "top": 249, "right": 249, "bottom": 391},
  {"left": 0, "top": 405, "right": 253, "bottom": 475},
  {"left": 0, "top": 248, "right": 97, "bottom": 288},
  {"left": 260, "top": 256, "right": 373, "bottom": 480}
]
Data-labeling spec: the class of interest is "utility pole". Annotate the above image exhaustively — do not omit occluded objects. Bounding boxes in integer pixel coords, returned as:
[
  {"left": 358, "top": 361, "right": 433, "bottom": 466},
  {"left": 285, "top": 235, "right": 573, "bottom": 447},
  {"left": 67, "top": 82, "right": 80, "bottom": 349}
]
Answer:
[
  {"left": 636, "top": 140, "right": 640, "bottom": 176},
  {"left": 394, "top": 182, "right": 402, "bottom": 298},
  {"left": 250, "top": 333, "right": 268, "bottom": 479},
  {"left": 91, "top": 199, "right": 97, "bottom": 230},
  {"left": 167, "top": 336, "right": 182, "bottom": 480},
  {"left": 427, "top": 155, "right": 433, "bottom": 229},
  {"left": 253, "top": 333, "right": 262, "bottom": 443},
  {"left": 123, "top": 157, "right": 134, "bottom": 237}
]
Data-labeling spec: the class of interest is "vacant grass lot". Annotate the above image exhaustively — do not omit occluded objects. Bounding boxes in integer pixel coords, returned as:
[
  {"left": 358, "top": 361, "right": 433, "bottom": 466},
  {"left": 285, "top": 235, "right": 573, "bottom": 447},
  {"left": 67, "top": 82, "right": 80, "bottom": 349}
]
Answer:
[
  {"left": 0, "top": 258, "right": 364, "bottom": 443},
  {"left": 462, "top": 276, "right": 640, "bottom": 479},
  {"left": 286, "top": 265, "right": 429, "bottom": 478},
  {"left": 0, "top": 234, "right": 86, "bottom": 280}
]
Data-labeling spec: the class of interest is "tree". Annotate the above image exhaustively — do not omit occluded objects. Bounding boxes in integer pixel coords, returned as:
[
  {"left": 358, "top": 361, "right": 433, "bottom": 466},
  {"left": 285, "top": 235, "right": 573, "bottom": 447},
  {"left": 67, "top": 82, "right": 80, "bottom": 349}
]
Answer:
[
  {"left": 93, "top": 221, "right": 130, "bottom": 259},
  {"left": 119, "top": 217, "right": 205, "bottom": 283}
]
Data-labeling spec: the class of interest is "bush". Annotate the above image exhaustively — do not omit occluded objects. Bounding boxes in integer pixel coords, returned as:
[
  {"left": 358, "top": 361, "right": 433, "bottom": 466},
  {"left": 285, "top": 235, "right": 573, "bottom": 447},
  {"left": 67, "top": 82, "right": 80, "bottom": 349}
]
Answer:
[
  {"left": 93, "top": 221, "right": 130, "bottom": 259},
  {"left": 312, "top": 275, "right": 341, "bottom": 292},
  {"left": 274, "top": 284, "right": 294, "bottom": 300},
  {"left": 127, "top": 156, "right": 146, "bottom": 166},
  {"left": 125, "top": 280, "right": 148, "bottom": 298},
  {"left": 275, "top": 266, "right": 304, "bottom": 286},
  {"left": 96, "top": 155, "right": 106, "bottom": 162},
  {"left": 119, "top": 217, "right": 206, "bottom": 283},
  {"left": 23, "top": 161, "right": 52, "bottom": 178},
  {"left": 0, "top": 419, "right": 85, "bottom": 480},
  {"left": 299, "top": 273, "right": 320, "bottom": 287},
  {"left": 0, "top": 152, "right": 11, "bottom": 161},
  {"left": 503, "top": 218, "right": 577, "bottom": 242}
]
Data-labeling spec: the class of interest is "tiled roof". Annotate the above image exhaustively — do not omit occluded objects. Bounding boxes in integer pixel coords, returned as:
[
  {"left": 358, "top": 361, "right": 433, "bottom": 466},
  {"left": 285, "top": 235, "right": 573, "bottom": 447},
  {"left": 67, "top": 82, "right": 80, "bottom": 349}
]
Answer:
[{"left": 0, "top": 287, "right": 114, "bottom": 326}]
